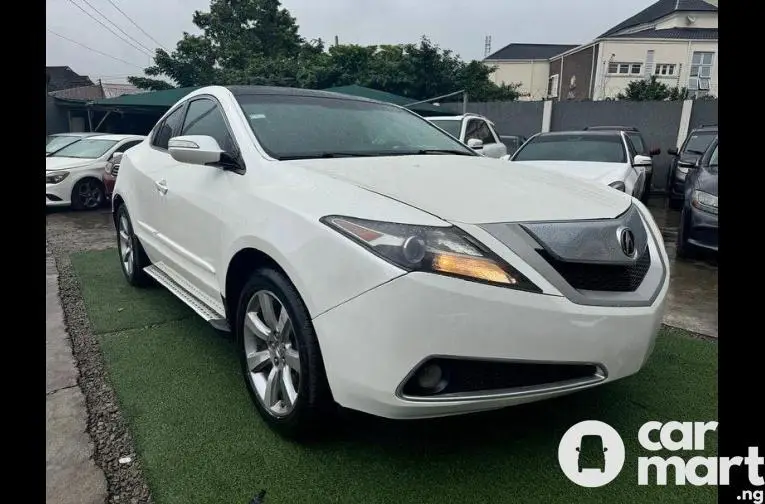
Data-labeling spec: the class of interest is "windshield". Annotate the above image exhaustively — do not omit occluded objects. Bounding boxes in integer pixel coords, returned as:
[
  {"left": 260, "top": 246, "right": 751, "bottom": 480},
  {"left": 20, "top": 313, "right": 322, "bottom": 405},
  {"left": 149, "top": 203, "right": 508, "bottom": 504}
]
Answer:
[
  {"left": 683, "top": 132, "right": 716, "bottom": 155},
  {"left": 512, "top": 134, "right": 627, "bottom": 163},
  {"left": 236, "top": 94, "right": 475, "bottom": 160},
  {"left": 51, "top": 139, "right": 118, "bottom": 159},
  {"left": 709, "top": 145, "right": 718, "bottom": 167},
  {"left": 428, "top": 119, "right": 462, "bottom": 139},
  {"left": 46, "top": 135, "right": 82, "bottom": 154}
]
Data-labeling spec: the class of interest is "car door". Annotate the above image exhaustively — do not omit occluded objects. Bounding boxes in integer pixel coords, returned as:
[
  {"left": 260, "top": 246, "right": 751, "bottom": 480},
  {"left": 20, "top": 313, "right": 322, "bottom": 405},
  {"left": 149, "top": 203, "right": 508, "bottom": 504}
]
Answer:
[
  {"left": 155, "top": 96, "right": 243, "bottom": 301},
  {"left": 129, "top": 104, "right": 188, "bottom": 262},
  {"left": 464, "top": 118, "right": 505, "bottom": 158}
]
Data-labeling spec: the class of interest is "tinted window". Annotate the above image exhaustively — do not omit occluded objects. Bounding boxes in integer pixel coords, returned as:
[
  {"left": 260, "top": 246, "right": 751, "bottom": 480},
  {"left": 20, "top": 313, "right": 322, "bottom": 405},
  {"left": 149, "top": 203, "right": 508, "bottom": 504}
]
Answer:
[
  {"left": 152, "top": 106, "right": 186, "bottom": 150},
  {"left": 513, "top": 134, "right": 626, "bottom": 163},
  {"left": 181, "top": 99, "right": 237, "bottom": 153},
  {"left": 465, "top": 119, "right": 495, "bottom": 145},
  {"left": 429, "top": 119, "right": 462, "bottom": 139},
  {"left": 626, "top": 132, "right": 646, "bottom": 155},
  {"left": 50, "top": 139, "right": 118, "bottom": 159},
  {"left": 236, "top": 94, "right": 474, "bottom": 160},
  {"left": 115, "top": 140, "right": 142, "bottom": 153},
  {"left": 683, "top": 132, "right": 716, "bottom": 155}
]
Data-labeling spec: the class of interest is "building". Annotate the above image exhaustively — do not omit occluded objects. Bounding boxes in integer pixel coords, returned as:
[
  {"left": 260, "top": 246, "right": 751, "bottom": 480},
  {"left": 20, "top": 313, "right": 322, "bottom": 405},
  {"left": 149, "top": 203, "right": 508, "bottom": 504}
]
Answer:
[{"left": 485, "top": 0, "right": 718, "bottom": 101}]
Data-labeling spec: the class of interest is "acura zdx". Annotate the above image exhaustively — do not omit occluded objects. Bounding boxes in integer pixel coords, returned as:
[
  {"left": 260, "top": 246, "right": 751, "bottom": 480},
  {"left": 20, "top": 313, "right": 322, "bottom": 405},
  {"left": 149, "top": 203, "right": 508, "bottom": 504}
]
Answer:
[{"left": 112, "top": 86, "right": 669, "bottom": 437}]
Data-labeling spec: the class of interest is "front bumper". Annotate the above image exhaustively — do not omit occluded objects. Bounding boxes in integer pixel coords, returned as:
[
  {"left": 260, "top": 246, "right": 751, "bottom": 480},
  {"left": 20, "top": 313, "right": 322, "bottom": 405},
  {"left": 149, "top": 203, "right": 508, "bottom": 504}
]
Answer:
[
  {"left": 46, "top": 176, "right": 75, "bottom": 207},
  {"left": 687, "top": 205, "right": 718, "bottom": 251},
  {"left": 313, "top": 268, "right": 668, "bottom": 420}
]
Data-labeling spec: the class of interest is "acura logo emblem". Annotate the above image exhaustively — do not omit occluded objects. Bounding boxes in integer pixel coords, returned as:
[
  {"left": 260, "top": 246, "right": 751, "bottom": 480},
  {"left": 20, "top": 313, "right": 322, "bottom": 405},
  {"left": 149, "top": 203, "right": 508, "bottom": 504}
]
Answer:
[{"left": 619, "top": 227, "right": 636, "bottom": 257}]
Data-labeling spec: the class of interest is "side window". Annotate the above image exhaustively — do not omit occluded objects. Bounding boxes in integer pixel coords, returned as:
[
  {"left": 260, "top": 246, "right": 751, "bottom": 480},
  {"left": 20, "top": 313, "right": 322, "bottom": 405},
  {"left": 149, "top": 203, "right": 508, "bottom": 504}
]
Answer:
[
  {"left": 181, "top": 98, "right": 237, "bottom": 153},
  {"left": 152, "top": 106, "right": 186, "bottom": 150},
  {"left": 465, "top": 119, "right": 495, "bottom": 145},
  {"left": 627, "top": 133, "right": 647, "bottom": 155},
  {"left": 114, "top": 140, "right": 142, "bottom": 153},
  {"left": 624, "top": 135, "right": 637, "bottom": 160}
]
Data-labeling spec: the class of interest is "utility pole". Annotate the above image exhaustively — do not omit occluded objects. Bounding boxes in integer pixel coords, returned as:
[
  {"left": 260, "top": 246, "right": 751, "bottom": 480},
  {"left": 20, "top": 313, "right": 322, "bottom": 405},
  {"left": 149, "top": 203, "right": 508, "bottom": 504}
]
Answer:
[
  {"left": 484, "top": 36, "right": 492, "bottom": 58},
  {"left": 334, "top": 35, "right": 339, "bottom": 47}
]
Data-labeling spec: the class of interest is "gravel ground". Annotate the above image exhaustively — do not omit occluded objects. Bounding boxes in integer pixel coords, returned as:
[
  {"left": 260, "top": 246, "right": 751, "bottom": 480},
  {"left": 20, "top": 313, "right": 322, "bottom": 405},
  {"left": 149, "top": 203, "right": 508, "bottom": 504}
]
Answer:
[{"left": 47, "top": 208, "right": 153, "bottom": 504}]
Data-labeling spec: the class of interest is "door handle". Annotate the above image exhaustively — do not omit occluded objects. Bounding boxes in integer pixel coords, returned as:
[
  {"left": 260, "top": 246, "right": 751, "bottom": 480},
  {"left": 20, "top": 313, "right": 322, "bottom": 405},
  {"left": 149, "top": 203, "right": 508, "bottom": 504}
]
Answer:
[{"left": 154, "top": 179, "right": 168, "bottom": 195}]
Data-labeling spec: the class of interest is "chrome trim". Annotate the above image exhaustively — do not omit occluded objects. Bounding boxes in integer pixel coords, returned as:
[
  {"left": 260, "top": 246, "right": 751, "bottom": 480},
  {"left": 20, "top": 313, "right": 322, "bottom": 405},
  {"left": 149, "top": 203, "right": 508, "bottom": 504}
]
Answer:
[{"left": 394, "top": 355, "right": 608, "bottom": 403}]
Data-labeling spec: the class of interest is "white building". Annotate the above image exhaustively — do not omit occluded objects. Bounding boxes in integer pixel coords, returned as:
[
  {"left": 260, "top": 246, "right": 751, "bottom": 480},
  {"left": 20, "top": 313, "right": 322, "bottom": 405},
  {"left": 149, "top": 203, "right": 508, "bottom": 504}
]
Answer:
[{"left": 484, "top": 0, "right": 718, "bottom": 101}]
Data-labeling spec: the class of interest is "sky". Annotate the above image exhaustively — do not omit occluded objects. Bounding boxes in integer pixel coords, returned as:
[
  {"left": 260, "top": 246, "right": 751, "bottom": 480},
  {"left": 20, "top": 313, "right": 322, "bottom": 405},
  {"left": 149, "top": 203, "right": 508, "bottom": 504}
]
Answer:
[{"left": 46, "top": 0, "right": 656, "bottom": 84}]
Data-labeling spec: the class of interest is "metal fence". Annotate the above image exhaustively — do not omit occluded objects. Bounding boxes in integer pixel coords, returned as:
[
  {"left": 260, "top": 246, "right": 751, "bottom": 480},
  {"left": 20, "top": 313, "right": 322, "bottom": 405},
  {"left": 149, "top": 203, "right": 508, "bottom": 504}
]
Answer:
[{"left": 441, "top": 98, "right": 718, "bottom": 192}]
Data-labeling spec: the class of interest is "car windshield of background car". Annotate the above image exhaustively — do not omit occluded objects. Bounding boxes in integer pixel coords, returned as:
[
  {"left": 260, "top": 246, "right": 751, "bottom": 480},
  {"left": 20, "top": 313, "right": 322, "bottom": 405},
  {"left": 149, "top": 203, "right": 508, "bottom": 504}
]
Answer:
[
  {"left": 513, "top": 135, "right": 627, "bottom": 163},
  {"left": 684, "top": 132, "right": 716, "bottom": 155},
  {"left": 236, "top": 95, "right": 475, "bottom": 160},
  {"left": 626, "top": 132, "right": 647, "bottom": 155},
  {"left": 46, "top": 136, "right": 81, "bottom": 154},
  {"left": 51, "top": 139, "right": 118, "bottom": 159},
  {"left": 428, "top": 119, "right": 462, "bottom": 139},
  {"left": 709, "top": 145, "right": 718, "bottom": 169}
]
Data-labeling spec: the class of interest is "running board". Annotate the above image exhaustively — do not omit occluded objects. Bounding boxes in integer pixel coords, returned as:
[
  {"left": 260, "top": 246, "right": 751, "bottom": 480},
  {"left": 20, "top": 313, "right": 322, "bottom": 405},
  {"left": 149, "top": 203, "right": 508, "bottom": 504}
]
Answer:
[{"left": 144, "top": 263, "right": 231, "bottom": 333}]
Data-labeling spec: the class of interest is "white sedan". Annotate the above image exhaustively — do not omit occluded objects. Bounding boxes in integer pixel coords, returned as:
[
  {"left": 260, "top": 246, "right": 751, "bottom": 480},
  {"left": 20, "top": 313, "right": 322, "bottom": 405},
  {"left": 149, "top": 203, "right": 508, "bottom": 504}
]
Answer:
[
  {"left": 113, "top": 86, "right": 668, "bottom": 437},
  {"left": 504, "top": 131, "right": 649, "bottom": 199},
  {"left": 46, "top": 134, "right": 145, "bottom": 210}
]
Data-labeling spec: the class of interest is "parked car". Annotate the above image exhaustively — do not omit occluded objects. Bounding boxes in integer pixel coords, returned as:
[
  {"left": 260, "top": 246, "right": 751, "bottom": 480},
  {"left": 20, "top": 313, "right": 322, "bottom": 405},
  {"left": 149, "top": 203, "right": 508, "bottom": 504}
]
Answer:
[
  {"left": 667, "top": 124, "right": 717, "bottom": 209},
  {"left": 500, "top": 135, "right": 528, "bottom": 156},
  {"left": 103, "top": 152, "right": 124, "bottom": 200},
  {"left": 506, "top": 131, "right": 650, "bottom": 199},
  {"left": 425, "top": 114, "right": 508, "bottom": 158},
  {"left": 46, "top": 132, "right": 100, "bottom": 156},
  {"left": 112, "top": 85, "right": 668, "bottom": 437},
  {"left": 46, "top": 134, "right": 145, "bottom": 210},
  {"left": 583, "top": 126, "right": 660, "bottom": 203},
  {"left": 677, "top": 136, "right": 718, "bottom": 258}
]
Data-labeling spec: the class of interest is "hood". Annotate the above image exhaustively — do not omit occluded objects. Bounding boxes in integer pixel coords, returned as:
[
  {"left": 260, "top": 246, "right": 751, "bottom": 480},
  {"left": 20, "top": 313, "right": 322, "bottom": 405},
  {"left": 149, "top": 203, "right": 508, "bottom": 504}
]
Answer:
[
  {"left": 694, "top": 167, "right": 718, "bottom": 196},
  {"left": 46, "top": 157, "right": 98, "bottom": 171},
  {"left": 285, "top": 155, "right": 632, "bottom": 224},
  {"left": 508, "top": 160, "right": 628, "bottom": 185}
]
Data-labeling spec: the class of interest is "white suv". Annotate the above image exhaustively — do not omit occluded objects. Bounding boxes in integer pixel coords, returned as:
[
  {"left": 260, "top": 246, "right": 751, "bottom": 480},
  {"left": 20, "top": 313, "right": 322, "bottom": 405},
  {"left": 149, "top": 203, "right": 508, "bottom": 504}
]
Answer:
[
  {"left": 425, "top": 114, "right": 508, "bottom": 158},
  {"left": 113, "top": 86, "right": 668, "bottom": 437}
]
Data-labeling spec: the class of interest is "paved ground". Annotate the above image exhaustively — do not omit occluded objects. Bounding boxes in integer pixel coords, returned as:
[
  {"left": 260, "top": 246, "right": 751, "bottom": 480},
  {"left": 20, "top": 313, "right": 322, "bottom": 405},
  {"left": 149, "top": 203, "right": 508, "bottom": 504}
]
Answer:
[
  {"left": 46, "top": 251, "right": 108, "bottom": 504},
  {"left": 45, "top": 197, "right": 719, "bottom": 337}
]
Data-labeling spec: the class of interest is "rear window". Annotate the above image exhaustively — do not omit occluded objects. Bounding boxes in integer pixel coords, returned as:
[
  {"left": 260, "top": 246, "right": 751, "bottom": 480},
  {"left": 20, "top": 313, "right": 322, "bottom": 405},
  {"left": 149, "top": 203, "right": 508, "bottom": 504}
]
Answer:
[{"left": 513, "top": 134, "right": 626, "bottom": 163}]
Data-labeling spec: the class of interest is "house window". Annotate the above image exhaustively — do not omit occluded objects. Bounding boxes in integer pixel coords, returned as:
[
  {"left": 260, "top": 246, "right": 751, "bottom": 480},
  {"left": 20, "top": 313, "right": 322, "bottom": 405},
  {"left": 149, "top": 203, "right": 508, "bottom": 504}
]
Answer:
[
  {"left": 548, "top": 74, "right": 559, "bottom": 98},
  {"left": 654, "top": 64, "right": 676, "bottom": 76},
  {"left": 608, "top": 62, "right": 643, "bottom": 75},
  {"left": 688, "top": 52, "right": 714, "bottom": 95}
]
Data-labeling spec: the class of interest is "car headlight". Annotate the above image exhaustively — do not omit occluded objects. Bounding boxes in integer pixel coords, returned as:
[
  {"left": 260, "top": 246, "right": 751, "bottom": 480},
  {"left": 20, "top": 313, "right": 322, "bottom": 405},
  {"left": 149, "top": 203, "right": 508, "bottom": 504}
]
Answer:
[
  {"left": 609, "top": 181, "right": 625, "bottom": 192},
  {"left": 46, "top": 171, "right": 70, "bottom": 184},
  {"left": 692, "top": 190, "right": 718, "bottom": 214},
  {"left": 321, "top": 215, "right": 541, "bottom": 292}
]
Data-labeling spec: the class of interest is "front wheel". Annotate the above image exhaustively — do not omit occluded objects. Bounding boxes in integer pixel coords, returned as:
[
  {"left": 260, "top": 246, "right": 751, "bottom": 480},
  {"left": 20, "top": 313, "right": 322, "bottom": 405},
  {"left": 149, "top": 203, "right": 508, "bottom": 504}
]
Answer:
[
  {"left": 71, "top": 177, "right": 105, "bottom": 211},
  {"left": 116, "top": 205, "right": 151, "bottom": 286},
  {"left": 237, "top": 267, "right": 334, "bottom": 438}
]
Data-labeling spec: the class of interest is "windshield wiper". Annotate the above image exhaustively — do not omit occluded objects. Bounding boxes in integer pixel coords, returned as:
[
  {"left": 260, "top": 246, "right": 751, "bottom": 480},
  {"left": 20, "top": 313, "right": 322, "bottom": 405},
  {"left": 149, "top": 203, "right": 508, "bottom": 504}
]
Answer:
[
  {"left": 412, "top": 149, "right": 475, "bottom": 156},
  {"left": 279, "top": 152, "right": 382, "bottom": 160}
]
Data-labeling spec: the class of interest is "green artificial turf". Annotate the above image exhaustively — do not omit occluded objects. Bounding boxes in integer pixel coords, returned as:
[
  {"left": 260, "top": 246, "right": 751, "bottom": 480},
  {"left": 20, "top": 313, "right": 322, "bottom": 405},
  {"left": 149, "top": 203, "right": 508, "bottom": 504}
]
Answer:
[{"left": 72, "top": 249, "right": 719, "bottom": 504}]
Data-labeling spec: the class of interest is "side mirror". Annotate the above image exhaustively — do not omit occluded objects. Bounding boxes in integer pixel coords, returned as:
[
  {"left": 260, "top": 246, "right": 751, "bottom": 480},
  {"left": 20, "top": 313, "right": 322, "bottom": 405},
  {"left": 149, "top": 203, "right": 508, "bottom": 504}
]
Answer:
[
  {"left": 168, "top": 135, "right": 223, "bottom": 166},
  {"left": 633, "top": 154, "right": 652, "bottom": 167},
  {"left": 649, "top": 147, "right": 661, "bottom": 156},
  {"left": 667, "top": 147, "right": 679, "bottom": 156},
  {"left": 110, "top": 152, "right": 123, "bottom": 163},
  {"left": 467, "top": 138, "right": 484, "bottom": 149}
]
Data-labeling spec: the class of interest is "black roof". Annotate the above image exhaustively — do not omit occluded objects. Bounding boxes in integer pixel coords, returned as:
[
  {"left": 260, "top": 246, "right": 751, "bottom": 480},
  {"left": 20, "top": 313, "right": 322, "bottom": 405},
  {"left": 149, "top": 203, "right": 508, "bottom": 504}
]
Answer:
[
  {"left": 226, "top": 85, "right": 378, "bottom": 103},
  {"left": 484, "top": 43, "right": 578, "bottom": 61},
  {"left": 609, "top": 28, "right": 718, "bottom": 40},
  {"left": 584, "top": 126, "right": 640, "bottom": 132},
  {"left": 599, "top": 0, "right": 717, "bottom": 38},
  {"left": 535, "top": 131, "right": 624, "bottom": 138},
  {"left": 46, "top": 66, "right": 94, "bottom": 92}
]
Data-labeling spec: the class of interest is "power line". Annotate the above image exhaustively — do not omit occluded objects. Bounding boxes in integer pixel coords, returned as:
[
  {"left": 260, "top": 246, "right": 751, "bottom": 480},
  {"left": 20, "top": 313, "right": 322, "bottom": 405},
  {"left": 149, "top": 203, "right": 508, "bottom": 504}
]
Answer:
[
  {"left": 64, "top": 0, "right": 153, "bottom": 57},
  {"left": 47, "top": 28, "right": 145, "bottom": 69},
  {"left": 103, "top": 0, "right": 171, "bottom": 52},
  {"left": 78, "top": 0, "right": 156, "bottom": 55}
]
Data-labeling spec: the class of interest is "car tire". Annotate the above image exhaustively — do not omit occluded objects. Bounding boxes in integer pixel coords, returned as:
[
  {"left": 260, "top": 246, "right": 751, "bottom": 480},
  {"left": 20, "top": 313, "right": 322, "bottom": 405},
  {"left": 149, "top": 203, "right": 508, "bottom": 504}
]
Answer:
[
  {"left": 71, "top": 177, "right": 105, "bottom": 211},
  {"left": 675, "top": 209, "right": 695, "bottom": 260},
  {"left": 640, "top": 173, "right": 652, "bottom": 204},
  {"left": 115, "top": 205, "right": 151, "bottom": 286},
  {"left": 236, "top": 267, "right": 334, "bottom": 438}
]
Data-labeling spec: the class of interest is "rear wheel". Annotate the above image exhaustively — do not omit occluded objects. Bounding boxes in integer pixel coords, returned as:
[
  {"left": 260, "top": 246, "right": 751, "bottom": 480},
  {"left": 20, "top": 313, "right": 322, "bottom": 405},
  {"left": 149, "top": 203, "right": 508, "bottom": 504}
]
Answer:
[
  {"left": 71, "top": 177, "right": 105, "bottom": 211},
  {"left": 237, "top": 267, "right": 333, "bottom": 438},
  {"left": 116, "top": 205, "right": 151, "bottom": 286}
]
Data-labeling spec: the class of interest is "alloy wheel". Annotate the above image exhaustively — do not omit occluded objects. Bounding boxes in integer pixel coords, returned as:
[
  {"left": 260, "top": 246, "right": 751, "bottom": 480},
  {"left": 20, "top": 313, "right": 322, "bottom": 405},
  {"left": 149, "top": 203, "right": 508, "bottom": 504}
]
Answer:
[
  {"left": 243, "top": 290, "right": 301, "bottom": 417},
  {"left": 118, "top": 214, "right": 133, "bottom": 276},
  {"left": 78, "top": 180, "right": 103, "bottom": 209}
]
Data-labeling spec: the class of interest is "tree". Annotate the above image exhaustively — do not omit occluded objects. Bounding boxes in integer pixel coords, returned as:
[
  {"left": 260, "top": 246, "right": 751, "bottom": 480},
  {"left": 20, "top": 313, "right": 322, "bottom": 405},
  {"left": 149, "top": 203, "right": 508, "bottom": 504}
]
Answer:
[{"left": 617, "top": 76, "right": 688, "bottom": 101}]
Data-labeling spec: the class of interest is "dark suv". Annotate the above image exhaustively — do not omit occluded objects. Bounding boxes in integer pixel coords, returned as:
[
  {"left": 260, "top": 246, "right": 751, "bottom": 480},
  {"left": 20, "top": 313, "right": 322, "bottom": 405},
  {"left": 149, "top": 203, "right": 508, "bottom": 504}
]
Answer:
[
  {"left": 667, "top": 124, "right": 718, "bottom": 209},
  {"left": 677, "top": 136, "right": 718, "bottom": 258},
  {"left": 583, "top": 126, "right": 659, "bottom": 203}
]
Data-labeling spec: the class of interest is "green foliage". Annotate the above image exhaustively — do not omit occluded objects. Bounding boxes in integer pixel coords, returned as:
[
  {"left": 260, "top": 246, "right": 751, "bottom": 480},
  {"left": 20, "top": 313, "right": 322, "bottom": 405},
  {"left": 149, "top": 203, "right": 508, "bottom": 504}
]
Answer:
[
  {"left": 129, "top": 0, "right": 519, "bottom": 101},
  {"left": 617, "top": 76, "right": 689, "bottom": 101}
]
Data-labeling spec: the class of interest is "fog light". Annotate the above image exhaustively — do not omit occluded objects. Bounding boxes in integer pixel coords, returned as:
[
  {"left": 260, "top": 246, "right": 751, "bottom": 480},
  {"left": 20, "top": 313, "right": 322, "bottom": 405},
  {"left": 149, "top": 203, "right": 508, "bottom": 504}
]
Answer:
[{"left": 416, "top": 363, "right": 447, "bottom": 393}]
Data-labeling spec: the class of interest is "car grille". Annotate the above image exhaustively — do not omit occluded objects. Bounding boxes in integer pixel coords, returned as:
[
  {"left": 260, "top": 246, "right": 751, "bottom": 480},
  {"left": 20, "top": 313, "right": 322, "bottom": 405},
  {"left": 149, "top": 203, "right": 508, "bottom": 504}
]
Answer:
[{"left": 537, "top": 247, "right": 651, "bottom": 292}]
